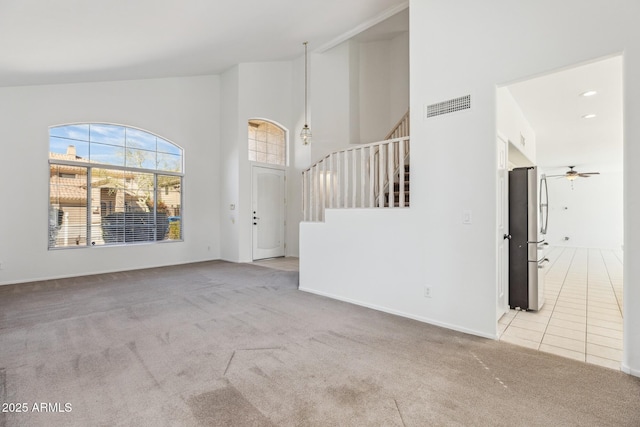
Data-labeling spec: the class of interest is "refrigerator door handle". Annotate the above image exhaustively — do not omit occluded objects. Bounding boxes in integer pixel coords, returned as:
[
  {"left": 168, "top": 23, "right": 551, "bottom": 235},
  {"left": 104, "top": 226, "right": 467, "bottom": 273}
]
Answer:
[
  {"left": 538, "top": 258, "right": 550, "bottom": 268},
  {"left": 539, "top": 174, "right": 549, "bottom": 235}
]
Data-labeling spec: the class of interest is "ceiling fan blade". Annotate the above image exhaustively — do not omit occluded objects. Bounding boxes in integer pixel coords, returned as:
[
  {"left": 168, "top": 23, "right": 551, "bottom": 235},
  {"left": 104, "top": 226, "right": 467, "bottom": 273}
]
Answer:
[
  {"left": 545, "top": 174, "right": 566, "bottom": 178},
  {"left": 578, "top": 172, "right": 600, "bottom": 177}
]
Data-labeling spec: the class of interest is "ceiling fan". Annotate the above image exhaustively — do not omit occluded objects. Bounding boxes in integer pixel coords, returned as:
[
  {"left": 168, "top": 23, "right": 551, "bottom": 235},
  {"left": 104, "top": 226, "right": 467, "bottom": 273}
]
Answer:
[{"left": 547, "top": 166, "right": 600, "bottom": 181}]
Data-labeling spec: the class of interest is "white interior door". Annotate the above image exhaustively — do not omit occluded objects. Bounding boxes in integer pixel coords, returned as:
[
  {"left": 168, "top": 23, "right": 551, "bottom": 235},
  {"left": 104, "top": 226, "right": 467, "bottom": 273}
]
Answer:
[
  {"left": 252, "top": 166, "right": 286, "bottom": 260},
  {"left": 497, "top": 136, "right": 510, "bottom": 319}
]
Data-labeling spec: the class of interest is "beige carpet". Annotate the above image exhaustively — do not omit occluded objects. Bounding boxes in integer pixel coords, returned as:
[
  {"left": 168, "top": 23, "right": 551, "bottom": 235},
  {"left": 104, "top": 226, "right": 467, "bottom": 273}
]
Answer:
[{"left": 0, "top": 261, "right": 638, "bottom": 426}]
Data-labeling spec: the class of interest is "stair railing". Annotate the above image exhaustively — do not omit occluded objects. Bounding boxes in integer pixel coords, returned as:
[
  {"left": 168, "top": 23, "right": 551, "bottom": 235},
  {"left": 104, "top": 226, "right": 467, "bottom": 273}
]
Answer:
[
  {"left": 302, "top": 137, "right": 410, "bottom": 221},
  {"left": 384, "top": 109, "right": 410, "bottom": 140}
]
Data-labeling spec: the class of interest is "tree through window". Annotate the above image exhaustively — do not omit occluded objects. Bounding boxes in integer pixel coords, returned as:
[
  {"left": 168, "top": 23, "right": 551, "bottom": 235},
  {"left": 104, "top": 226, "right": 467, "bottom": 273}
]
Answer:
[{"left": 48, "top": 124, "right": 183, "bottom": 248}]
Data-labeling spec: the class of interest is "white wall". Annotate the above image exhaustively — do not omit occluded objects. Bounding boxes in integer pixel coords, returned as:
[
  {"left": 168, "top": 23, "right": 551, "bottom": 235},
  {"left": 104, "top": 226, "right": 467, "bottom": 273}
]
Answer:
[
  {"left": 311, "top": 33, "right": 409, "bottom": 157},
  {"left": 311, "top": 42, "right": 355, "bottom": 162},
  {"left": 389, "top": 32, "right": 410, "bottom": 125},
  {"left": 220, "top": 66, "right": 241, "bottom": 262},
  {"left": 0, "top": 76, "right": 221, "bottom": 285},
  {"left": 497, "top": 87, "right": 536, "bottom": 165},
  {"left": 300, "top": 0, "right": 640, "bottom": 376},
  {"left": 545, "top": 172, "right": 623, "bottom": 249},
  {"left": 359, "top": 32, "right": 410, "bottom": 144},
  {"left": 359, "top": 40, "right": 391, "bottom": 143}
]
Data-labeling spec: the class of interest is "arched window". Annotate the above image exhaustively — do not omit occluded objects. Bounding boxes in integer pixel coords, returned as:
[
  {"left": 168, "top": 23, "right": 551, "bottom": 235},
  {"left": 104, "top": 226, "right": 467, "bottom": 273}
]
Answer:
[
  {"left": 248, "top": 119, "right": 286, "bottom": 166},
  {"left": 48, "top": 123, "right": 183, "bottom": 249}
]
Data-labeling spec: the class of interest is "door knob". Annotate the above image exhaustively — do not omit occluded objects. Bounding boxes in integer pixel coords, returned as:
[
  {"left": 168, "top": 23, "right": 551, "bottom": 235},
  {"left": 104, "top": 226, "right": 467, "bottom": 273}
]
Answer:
[{"left": 503, "top": 234, "right": 512, "bottom": 240}]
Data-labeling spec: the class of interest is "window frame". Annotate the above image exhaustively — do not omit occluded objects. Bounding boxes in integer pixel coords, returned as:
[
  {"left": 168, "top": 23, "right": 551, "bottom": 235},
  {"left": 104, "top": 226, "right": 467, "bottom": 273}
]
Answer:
[{"left": 48, "top": 123, "right": 184, "bottom": 250}]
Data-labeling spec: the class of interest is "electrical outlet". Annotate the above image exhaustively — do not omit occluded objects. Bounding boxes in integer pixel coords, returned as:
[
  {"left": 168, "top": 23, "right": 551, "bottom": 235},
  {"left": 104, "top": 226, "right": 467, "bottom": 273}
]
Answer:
[{"left": 424, "top": 286, "right": 432, "bottom": 298}]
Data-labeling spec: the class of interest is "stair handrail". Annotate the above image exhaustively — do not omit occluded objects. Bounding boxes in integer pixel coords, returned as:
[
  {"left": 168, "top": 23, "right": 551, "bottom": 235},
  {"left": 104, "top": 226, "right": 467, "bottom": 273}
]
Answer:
[
  {"left": 302, "top": 136, "right": 410, "bottom": 221},
  {"left": 384, "top": 109, "right": 410, "bottom": 140}
]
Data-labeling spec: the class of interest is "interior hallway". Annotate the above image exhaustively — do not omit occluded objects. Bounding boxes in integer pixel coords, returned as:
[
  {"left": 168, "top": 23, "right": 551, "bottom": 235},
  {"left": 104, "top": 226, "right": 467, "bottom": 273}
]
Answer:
[{"left": 499, "top": 247, "right": 624, "bottom": 370}]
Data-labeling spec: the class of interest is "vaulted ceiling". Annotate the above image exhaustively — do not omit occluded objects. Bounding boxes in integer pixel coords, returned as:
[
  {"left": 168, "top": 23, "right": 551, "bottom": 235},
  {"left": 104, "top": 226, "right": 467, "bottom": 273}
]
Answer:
[{"left": 0, "top": 0, "right": 407, "bottom": 87}]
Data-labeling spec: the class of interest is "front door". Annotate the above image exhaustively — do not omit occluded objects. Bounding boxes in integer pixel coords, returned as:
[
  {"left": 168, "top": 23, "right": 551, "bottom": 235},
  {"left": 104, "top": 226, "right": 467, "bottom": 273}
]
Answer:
[{"left": 252, "top": 166, "right": 286, "bottom": 260}]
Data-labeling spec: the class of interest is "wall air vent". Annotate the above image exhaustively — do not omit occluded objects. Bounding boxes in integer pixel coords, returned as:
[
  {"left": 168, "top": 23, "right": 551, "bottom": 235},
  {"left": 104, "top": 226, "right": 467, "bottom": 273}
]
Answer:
[{"left": 426, "top": 94, "right": 471, "bottom": 118}]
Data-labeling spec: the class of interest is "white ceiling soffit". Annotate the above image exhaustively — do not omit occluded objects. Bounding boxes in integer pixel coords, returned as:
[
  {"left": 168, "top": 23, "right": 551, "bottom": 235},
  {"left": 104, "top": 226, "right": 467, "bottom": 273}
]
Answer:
[
  {"left": 507, "top": 56, "right": 623, "bottom": 174},
  {"left": 0, "top": 0, "right": 408, "bottom": 87}
]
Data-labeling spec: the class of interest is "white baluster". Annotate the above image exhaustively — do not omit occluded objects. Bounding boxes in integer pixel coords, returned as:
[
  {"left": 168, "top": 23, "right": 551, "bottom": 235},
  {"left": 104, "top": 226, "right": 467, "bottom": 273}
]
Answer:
[
  {"left": 388, "top": 142, "right": 394, "bottom": 208},
  {"left": 302, "top": 171, "right": 307, "bottom": 221},
  {"left": 328, "top": 154, "right": 334, "bottom": 209},
  {"left": 369, "top": 147, "right": 375, "bottom": 208},
  {"left": 314, "top": 165, "right": 320, "bottom": 221},
  {"left": 352, "top": 148, "right": 357, "bottom": 208},
  {"left": 360, "top": 147, "right": 365, "bottom": 208},
  {"left": 378, "top": 146, "right": 385, "bottom": 207},
  {"left": 399, "top": 138, "right": 405, "bottom": 208},
  {"left": 344, "top": 151, "right": 349, "bottom": 208}
]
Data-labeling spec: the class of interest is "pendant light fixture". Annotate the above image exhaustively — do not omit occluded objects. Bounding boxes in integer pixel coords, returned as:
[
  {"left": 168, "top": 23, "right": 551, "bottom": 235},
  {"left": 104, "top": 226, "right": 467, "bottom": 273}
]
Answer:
[{"left": 300, "top": 41, "right": 312, "bottom": 145}]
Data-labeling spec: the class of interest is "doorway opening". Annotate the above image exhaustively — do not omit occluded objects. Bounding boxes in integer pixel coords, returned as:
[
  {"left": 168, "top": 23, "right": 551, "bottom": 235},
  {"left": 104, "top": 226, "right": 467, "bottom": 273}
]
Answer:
[
  {"left": 496, "top": 55, "right": 623, "bottom": 370},
  {"left": 247, "top": 119, "right": 288, "bottom": 261}
]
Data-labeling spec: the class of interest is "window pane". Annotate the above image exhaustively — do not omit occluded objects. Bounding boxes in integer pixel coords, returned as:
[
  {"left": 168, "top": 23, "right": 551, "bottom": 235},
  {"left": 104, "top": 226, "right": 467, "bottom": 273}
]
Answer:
[
  {"left": 49, "top": 164, "right": 88, "bottom": 248},
  {"left": 96, "top": 170, "right": 157, "bottom": 244},
  {"left": 94, "top": 169, "right": 123, "bottom": 245},
  {"left": 158, "top": 175, "right": 182, "bottom": 241},
  {"left": 50, "top": 124, "right": 89, "bottom": 142},
  {"left": 49, "top": 137, "right": 89, "bottom": 160},
  {"left": 126, "top": 172, "right": 161, "bottom": 243},
  {"left": 156, "top": 152, "right": 182, "bottom": 172},
  {"left": 90, "top": 124, "right": 125, "bottom": 146},
  {"left": 126, "top": 148, "right": 155, "bottom": 169},
  {"left": 256, "top": 141, "right": 266, "bottom": 153},
  {"left": 126, "top": 128, "right": 156, "bottom": 151},
  {"left": 157, "top": 138, "right": 181, "bottom": 155},
  {"left": 91, "top": 168, "right": 125, "bottom": 244},
  {"left": 90, "top": 142, "right": 125, "bottom": 166}
]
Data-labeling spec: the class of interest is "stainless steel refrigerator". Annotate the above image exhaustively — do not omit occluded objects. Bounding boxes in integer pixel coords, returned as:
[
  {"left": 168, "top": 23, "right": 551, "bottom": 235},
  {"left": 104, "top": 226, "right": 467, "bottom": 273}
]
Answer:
[{"left": 508, "top": 166, "right": 549, "bottom": 311}]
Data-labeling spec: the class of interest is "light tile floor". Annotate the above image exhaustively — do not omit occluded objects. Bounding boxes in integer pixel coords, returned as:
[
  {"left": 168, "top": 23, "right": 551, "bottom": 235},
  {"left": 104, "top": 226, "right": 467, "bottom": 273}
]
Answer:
[
  {"left": 251, "top": 256, "right": 300, "bottom": 272},
  {"left": 499, "top": 247, "right": 624, "bottom": 370}
]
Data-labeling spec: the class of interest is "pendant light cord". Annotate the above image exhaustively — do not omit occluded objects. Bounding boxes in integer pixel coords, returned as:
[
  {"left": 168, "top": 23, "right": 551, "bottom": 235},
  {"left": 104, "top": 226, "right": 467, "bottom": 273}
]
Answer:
[{"left": 303, "top": 41, "right": 308, "bottom": 126}]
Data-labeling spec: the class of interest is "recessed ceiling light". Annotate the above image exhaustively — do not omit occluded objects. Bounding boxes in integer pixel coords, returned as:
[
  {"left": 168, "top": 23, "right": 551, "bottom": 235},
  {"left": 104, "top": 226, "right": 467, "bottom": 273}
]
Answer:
[
  {"left": 582, "top": 114, "right": 597, "bottom": 119},
  {"left": 580, "top": 90, "right": 598, "bottom": 97}
]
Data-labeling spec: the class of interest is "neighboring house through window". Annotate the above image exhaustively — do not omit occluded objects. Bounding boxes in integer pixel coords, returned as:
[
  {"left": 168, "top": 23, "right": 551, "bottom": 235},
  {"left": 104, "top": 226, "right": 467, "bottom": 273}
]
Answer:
[
  {"left": 248, "top": 119, "right": 286, "bottom": 166},
  {"left": 48, "top": 124, "right": 183, "bottom": 249}
]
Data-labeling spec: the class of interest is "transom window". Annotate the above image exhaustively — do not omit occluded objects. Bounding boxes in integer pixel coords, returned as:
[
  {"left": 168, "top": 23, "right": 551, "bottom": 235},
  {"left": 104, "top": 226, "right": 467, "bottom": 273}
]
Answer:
[
  {"left": 248, "top": 120, "right": 286, "bottom": 166},
  {"left": 48, "top": 123, "right": 183, "bottom": 249}
]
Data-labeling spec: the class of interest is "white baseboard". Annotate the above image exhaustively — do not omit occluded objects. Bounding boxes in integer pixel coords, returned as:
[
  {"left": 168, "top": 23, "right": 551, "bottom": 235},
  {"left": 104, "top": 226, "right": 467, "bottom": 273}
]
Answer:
[{"left": 299, "top": 286, "right": 497, "bottom": 340}]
